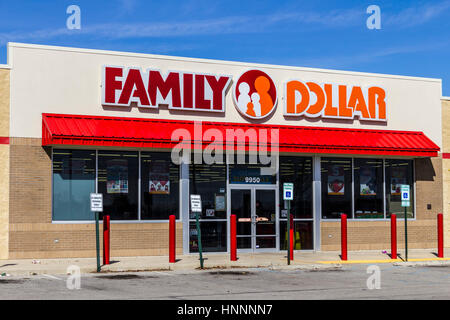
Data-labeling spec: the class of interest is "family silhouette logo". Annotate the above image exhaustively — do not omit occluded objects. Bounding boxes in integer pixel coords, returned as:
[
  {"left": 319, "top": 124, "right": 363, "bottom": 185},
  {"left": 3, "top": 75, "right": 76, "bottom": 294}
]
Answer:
[{"left": 233, "top": 70, "right": 277, "bottom": 120}]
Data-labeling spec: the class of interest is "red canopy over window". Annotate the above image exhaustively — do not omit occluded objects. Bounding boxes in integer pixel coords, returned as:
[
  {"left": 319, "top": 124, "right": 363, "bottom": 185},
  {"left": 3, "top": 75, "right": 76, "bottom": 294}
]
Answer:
[{"left": 42, "top": 113, "right": 439, "bottom": 157}]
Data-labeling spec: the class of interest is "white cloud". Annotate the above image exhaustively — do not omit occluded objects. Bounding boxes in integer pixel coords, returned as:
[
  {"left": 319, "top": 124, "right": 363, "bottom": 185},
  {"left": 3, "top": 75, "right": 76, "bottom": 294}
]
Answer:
[
  {"left": 118, "top": 0, "right": 137, "bottom": 13},
  {"left": 0, "top": 2, "right": 448, "bottom": 46},
  {"left": 0, "top": 8, "right": 363, "bottom": 45},
  {"left": 284, "top": 40, "right": 450, "bottom": 70},
  {"left": 0, "top": 28, "right": 72, "bottom": 45},
  {"left": 384, "top": 0, "right": 450, "bottom": 28}
]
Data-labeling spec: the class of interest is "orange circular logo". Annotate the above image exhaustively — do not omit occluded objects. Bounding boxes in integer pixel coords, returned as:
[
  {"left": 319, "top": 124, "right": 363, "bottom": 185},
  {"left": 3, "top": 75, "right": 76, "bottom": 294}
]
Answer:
[{"left": 233, "top": 70, "right": 277, "bottom": 120}]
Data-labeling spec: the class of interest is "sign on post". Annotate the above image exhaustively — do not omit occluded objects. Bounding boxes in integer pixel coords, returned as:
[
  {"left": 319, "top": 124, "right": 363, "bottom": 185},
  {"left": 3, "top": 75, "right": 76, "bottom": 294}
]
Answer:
[
  {"left": 190, "top": 194, "right": 202, "bottom": 213},
  {"left": 401, "top": 184, "right": 410, "bottom": 261},
  {"left": 401, "top": 185, "right": 410, "bottom": 207},
  {"left": 90, "top": 193, "right": 103, "bottom": 212},
  {"left": 90, "top": 193, "right": 102, "bottom": 272},
  {"left": 283, "top": 183, "right": 294, "bottom": 201},
  {"left": 190, "top": 194, "right": 204, "bottom": 269},
  {"left": 283, "top": 183, "right": 294, "bottom": 265}
]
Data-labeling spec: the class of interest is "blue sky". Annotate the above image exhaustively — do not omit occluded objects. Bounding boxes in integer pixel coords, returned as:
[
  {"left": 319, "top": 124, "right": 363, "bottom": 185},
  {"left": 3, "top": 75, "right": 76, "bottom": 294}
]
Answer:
[{"left": 0, "top": 0, "right": 449, "bottom": 95}]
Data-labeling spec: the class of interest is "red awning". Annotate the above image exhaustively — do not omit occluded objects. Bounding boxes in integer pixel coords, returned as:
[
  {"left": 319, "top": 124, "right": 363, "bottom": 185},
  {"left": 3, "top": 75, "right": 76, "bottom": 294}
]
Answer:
[{"left": 42, "top": 113, "right": 440, "bottom": 157}]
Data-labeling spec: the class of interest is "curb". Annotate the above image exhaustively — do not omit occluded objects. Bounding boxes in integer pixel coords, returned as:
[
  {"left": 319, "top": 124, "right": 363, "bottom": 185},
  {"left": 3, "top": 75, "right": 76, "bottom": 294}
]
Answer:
[
  {"left": 393, "top": 260, "right": 450, "bottom": 267},
  {"left": 0, "top": 263, "right": 344, "bottom": 276}
]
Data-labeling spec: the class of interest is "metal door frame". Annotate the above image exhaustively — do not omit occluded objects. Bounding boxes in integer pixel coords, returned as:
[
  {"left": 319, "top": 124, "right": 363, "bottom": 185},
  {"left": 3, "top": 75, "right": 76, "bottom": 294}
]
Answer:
[{"left": 228, "top": 185, "right": 279, "bottom": 252}]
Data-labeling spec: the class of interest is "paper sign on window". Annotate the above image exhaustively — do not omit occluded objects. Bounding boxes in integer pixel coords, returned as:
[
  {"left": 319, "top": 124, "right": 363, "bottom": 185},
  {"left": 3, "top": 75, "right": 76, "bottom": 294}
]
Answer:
[
  {"left": 149, "top": 162, "right": 170, "bottom": 194},
  {"left": 391, "top": 167, "right": 407, "bottom": 195},
  {"left": 106, "top": 159, "right": 129, "bottom": 194},
  {"left": 360, "top": 166, "right": 377, "bottom": 196},
  {"left": 327, "top": 165, "right": 345, "bottom": 195}
]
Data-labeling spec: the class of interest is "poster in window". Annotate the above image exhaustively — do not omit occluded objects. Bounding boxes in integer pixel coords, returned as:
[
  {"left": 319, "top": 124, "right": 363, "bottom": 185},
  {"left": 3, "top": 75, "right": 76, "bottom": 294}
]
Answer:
[
  {"left": 107, "top": 159, "right": 129, "bottom": 194},
  {"left": 215, "top": 194, "right": 226, "bottom": 211},
  {"left": 360, "top": 166, "right": 377, "bottom": 196},
  {"left": 206, "top": 209, "right": 215, "bottom": 217},
  {"left": 327, "top": 165, "right": 345, "bottom": 195},
  {"left": 390, "top": 167, "right": 407, "bottom": 195},
  {"left": 149, "top": 161, "right": 170, "bottom": 194}
]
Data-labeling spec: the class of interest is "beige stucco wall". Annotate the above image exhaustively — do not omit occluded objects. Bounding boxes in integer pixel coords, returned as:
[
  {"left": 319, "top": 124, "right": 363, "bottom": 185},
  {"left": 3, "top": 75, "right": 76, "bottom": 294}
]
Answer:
[
  {"left": 8, "top": 43, "right": 443, "bottom": 148},
  {"left": 442, "top": 99, "right": 450, "bottom": 247},
  {"left": 0, "top": 68, "right": 10, "bottom": 259}
]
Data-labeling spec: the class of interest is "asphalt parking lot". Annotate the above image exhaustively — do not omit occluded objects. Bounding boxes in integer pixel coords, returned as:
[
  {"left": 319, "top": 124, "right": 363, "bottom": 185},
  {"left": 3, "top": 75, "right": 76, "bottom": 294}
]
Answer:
[{"left": 1, "top": 263, "right": 450, "bottom": 300}]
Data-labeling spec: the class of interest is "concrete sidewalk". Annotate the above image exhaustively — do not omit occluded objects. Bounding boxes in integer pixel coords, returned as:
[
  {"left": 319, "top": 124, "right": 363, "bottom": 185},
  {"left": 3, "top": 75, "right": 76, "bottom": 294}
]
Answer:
[{"left": 1, "top": 249, "right": 450, "bottom": 276}]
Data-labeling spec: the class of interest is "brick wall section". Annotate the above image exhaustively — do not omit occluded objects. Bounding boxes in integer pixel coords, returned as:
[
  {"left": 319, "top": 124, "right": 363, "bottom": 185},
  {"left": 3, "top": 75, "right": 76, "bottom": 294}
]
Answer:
[
  {"left": 321, "top": 156, "right": 443, "bottom": 251},
  {"left": 0, "top": 68, "right": 9, "bottom": 259},
  {"left": 9, "top": 139, "right": 183, "bottom": 259},
  {"left": 9, "top": 223, "right": 183, "bottom": 259},
  {"left": 0, "top": 68, "right": 9, "bottom": 137},
  {"left": 442, "top": 99, "right": 450, "bottom": 247},
  {"left": 9, "top": 139, "right": 52, "bottom": 224}
]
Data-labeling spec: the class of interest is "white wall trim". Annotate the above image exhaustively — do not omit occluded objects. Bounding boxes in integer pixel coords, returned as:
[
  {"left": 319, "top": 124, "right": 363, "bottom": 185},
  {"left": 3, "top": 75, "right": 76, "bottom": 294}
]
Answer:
[{"left": 7, "top": 42, "right": 442, "bottom": 83}]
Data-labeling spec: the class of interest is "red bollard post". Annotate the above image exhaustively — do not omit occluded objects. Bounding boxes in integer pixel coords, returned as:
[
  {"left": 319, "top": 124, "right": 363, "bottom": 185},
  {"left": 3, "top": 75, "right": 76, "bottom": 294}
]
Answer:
[
  {"left": 341, "top": 214, "right": 347, "bottom": 261},
  {"left": 391, "top": 214, "right": 397, "bottom": 259},
  {"left": 289, "top": 214, "right": 294, "bottom": 261},
  {"left": 230, "top": 214, "right": 237, "bottom": 261},
  {"left": 438, "top": 213, "right": 444, "bottom": 258},
  {"left": 102, "top": 215, "right": 110, "bottom": 265},
  {"left": 169, "top": 215, "right": 176, "bottom": 263}
]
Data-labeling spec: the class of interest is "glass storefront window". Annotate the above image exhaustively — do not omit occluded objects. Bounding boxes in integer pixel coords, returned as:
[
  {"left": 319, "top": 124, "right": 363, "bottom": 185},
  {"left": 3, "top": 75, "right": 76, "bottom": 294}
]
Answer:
[
  {"left": 189, "top": 221, "right": 227, "bottom": 252},
  {"left": 189, "top": 160, "right": 227, "bottom": 219},
  {"left": 141, "top": 152, "right": 179, "bottom": 220},
  {"left": 279, "top": 156, "right": 313, "bottom": 219},
  {"left": 321, "top": 158, "right": 352, "bottom": 219},
  {"left": 98, "top": 151, "right": 139, "bottom": 220},
  {"left": 279, "top": 221, "right": 314, "bottom": 250},
  {"left": 52, "top": 148, "right": 416, "bottom": 255},
  {"left": 385, "top": 159, "right": 414, "bottom": 218},
  {"left": 189, "top": 159, "right": 227, "bottom": 253},
  {"left": 52, "top": 149, "right": 95, "bottom": 221},
  {"left": 354, "top": 159, "right": 384, "bottom": 219},
  {"left": 228, "top": 153, "right": 276, "bottom": 185}
]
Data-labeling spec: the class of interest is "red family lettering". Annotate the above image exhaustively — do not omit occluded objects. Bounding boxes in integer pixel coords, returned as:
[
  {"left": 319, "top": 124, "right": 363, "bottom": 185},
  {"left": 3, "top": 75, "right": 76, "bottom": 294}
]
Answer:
[{"left": 102, "top": 66, "right": 232, "bottom": 112}]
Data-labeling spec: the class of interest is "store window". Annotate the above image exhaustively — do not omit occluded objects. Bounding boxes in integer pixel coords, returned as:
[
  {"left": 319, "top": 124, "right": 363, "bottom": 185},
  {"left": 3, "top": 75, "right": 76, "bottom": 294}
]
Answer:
[
  {"left": 354, "top": 159, "right": 384, "bottom": 219},
  {"left": 52, "top": 149, "right": 96, "bottom": 221},
  {"left": 98, "top": 151, "right": 139, "bottom": 220},
  {"left": 385, "top": 159, "right": 414, "bottom": 218},
  {"left": 321, "top": 158, "right": 352, "bottom": 219},
  {"left": 141, "top": 152, "right": 179, "bottom": 220},
  {"left": 189, "top": 221, "right": 227, "bottom": 253},
  {"left": 279, "top": 156, "right": 313, "bottom": 219},
  {"left": 279, "top": 156, "right": 314, "bottom": 250},
  {"left": 189, "top": 158, "right": 227, "bottom": 252},
  {"left": 280, "top": 221, "right": 314, "bottom": 250},
  {"left": 228, "top": 153, "right": 276, "bottom": 185}
]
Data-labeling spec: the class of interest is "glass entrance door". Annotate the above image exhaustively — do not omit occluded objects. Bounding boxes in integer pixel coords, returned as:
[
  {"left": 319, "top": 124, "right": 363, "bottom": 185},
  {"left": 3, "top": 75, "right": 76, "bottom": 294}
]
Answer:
[
  {"left": 255, "top": 189, "right": 276, "bottom": 249},
  {"left": 230, "top": 188, "right": 277, "bottom": 251}
]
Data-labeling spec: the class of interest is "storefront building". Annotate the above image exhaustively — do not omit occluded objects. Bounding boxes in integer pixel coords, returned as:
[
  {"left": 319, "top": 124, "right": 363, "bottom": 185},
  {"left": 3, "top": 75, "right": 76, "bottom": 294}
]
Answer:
[{"left": 0, "top": 43, "right": 446, "bottom": 259}]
